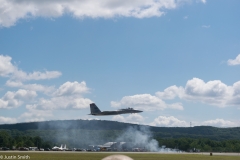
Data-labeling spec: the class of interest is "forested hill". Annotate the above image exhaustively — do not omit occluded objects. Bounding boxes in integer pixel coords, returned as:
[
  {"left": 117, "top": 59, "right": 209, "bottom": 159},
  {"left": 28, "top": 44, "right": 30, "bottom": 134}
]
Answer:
[
  {"left": 0, "top": 120, "right": 139, "bottom": 131},
  {"left": 0, "top": 120, "right": 240, "bottom": 140}
]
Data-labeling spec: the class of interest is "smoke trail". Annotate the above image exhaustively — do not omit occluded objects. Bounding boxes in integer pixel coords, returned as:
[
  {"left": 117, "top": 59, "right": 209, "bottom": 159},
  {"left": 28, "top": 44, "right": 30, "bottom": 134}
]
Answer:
[
  {"left": 116, "top": 126, "right": 159, "bottom": 152},
  {"left": 36, "top": 120, "right": 180, "bottom": 152}
]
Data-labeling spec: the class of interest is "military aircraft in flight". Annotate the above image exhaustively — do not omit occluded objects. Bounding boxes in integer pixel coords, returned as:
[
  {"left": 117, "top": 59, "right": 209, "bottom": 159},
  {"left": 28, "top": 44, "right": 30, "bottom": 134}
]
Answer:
[{"left": 89, "top": 103, "right": 143, "bottom": 116}]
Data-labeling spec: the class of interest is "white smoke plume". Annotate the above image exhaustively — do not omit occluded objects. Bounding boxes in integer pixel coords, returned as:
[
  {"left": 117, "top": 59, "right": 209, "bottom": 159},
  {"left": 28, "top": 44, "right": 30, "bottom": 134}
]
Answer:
[
  {"left": 116, "top": 126, "right": 159, "bottom": 152},
  {"left": 37, "top": 120, "right": 180, "bottom": 152}
]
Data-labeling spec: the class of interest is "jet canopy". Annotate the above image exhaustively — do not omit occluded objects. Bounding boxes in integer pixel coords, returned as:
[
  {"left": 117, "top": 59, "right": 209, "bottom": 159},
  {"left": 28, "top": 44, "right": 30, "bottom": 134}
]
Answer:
[{"left": 118, "top": 108, "right": 134, "bottom": 111}]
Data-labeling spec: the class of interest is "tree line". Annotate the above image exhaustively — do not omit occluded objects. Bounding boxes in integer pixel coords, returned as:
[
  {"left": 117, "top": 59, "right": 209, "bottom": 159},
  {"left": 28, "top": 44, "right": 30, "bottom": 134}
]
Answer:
[
  {"left": 0, "top": 130, "right": 51, "bottom": 149},
  {"left": 156, "top": 137, "right": 240, "bottom": 152},
  {"left": 1, "top": 129, "right": 240, "bottom": 152}
]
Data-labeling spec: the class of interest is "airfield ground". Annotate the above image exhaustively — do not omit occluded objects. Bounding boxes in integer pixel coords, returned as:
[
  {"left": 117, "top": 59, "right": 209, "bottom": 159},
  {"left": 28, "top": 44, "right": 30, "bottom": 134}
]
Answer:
[{"left": 0, "top": 151, "right": 240, "bottom": 160}]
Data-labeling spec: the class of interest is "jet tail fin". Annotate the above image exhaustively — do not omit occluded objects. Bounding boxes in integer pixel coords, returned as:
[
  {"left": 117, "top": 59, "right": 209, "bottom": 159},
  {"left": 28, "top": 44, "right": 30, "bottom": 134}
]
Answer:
[{"left": 90, "top": 103, "right": 101, "bottom": 114}]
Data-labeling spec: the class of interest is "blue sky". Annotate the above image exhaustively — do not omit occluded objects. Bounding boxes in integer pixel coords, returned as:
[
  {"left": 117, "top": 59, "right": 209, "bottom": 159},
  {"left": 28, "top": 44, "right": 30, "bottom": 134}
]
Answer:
[{"left": 0, "top": 0, "right": 240, "bottom": 127}]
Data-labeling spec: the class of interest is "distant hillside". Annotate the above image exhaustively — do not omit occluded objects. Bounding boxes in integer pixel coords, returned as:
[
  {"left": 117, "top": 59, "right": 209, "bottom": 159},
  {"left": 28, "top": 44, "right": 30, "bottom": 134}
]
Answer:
[
  {"left": 0, "top": 120, "right": 240, "bottom": 141},
  {"left": 0, "top": 120, "right": 139, "bottom": 130}
]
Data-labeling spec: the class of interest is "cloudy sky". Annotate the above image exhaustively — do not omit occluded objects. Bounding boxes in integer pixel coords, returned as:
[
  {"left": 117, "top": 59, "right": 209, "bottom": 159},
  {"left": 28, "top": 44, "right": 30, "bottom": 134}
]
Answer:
[{"left": 0, "top": 0, "right": 240, "bottom": 127}]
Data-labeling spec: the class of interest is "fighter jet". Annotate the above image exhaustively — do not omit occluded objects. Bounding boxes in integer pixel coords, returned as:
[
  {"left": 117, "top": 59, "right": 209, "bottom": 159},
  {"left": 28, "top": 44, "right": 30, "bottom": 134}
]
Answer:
[
  {"left": 52, "top": 144, "right": 63, "bottom": 151},
  {"left": 89, "top": 103, "right": 143, "bottom": 116},
  {"left": 52, "top": 144, "right": 67, "bottom": 151}
]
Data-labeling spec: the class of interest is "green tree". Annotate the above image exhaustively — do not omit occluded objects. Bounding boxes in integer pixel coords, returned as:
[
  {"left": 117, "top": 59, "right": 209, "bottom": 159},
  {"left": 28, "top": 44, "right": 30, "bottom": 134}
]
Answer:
[
  {"left": 33, "top": 136, "right": 42, "bottom": 149},
  {"left": 0, "top": 131, "right": 11, "bottom": 147}
]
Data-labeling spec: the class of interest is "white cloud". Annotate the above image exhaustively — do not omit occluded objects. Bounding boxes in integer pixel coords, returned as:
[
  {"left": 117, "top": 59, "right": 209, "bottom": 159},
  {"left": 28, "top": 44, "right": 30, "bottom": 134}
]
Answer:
[
  {"left": 184, "top": 78, "right": 240, "bottom": 107},
  {"left": 201, "top": 0, "right": 207, "bottom": 4},
  {"left": 0, "top": 55, "right": 62, "bottom": 82},
  {"left": 27, "top": 96, "right": 92, "bottom": 110},
  {"left": 156, "top": 85, "right": 182, "bottom": 99},
  {"left": 26, "top": 81, "right": 92, "bottom": 110},
  {"left": 157, "top": 78, "right": 240, "bottom": 108},
  {"left": 12, "top": 70, "right": 62, "bottom": 81},
  {"left": 184, "top": 78, "right": 228, "bottom": 97},
  {"left": 5, "top": 80, "right": 23, "bottom": 87},
  {"left": 6, "top": 80, "right": 55, "bottom": 94},
  {"left": 0, "top": 116, "right": 17, "bottom": 124},
  {"left": 168, "top": 103, "right": 184, "bottom": 110},
  {"left": 0, "top": 55, "right": 15, "bottom": 76},
  {"left": 202, "top": 119, "right": 239, "bottom": 127},
  {"left": 0, "top": 55, "right": 92, "bottom": 111},
  {"left": 112, "top": 115, "right": 126, "bottom": 122},
  {"left": 126, "top": 114, "right": 145, "bottom": 123},
  {"left": 228, "top": 54, "right": 240, "bottom": 66},
  {"left": 53, "top": 81, "right": 89, "bottom": 96},
  {"left": 111, "top": 94, "right": 183, "bottom": 111},
  {"left": 183, "top": 78, "right": 231, "bottom": 106},
  {"left": 19, "top": 108, "right": 53, "bottom": 122},
  {"left": 0, "top": 89, "right": 37, "bottom": 109},
  {"left": 202, "top": 25, "right": 210, "bottom": 28},
  {"left": 113, "top": 115, "right": 240, "bottom": 128},
  {"left": 150, "top": 116, "right": 188, "bottom": 127},
  {"left": 112, "top": 114, "right": 145, "bottom": 124},
  {"left": 28, "top": 81, "right": 92, "bottom": 110},
  {"left": 0, "top": 55, "right": 94, "bottom": 123},
  {"left": 111, "top": 101, "right": 122, "bottom": 107},
  {"left": 0, "top": 0, "right": 185, "bottom": 27},
  {"left": 114, "top": 77, "right": 240, "bottom": 110}
]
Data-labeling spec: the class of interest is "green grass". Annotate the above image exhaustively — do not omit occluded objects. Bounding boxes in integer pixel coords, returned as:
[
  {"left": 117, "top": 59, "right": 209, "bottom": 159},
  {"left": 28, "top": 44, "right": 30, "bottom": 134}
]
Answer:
[{"left": 0, "top": 152, "right": 239, "bottom": 160}]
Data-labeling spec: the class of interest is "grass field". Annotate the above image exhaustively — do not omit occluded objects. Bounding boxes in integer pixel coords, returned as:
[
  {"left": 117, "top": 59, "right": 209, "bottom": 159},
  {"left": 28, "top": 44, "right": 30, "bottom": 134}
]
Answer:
[{"left": 0, "top": 152, "right": 239, "bottom": 160}]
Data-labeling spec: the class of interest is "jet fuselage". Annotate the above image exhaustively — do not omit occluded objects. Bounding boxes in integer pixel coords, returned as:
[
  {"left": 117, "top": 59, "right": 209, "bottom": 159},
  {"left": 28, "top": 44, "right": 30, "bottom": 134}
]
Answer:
[{"left": 89, "top": 103, "right": 142, "bottom": 116}]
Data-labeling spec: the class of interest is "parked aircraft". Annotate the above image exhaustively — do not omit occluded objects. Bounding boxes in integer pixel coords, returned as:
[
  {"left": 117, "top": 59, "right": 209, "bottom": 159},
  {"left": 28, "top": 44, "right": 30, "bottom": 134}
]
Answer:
[
  {"left": 89, "top": 103, "right": 142, "bottom": 116},
  {"left": 52, "top": 145, "right": 61, "bottom": 151},
  {"left": 63, "top": 144, "right": 67, "bottom": 150},
  {"left": 52, "top": 144, "right": 66, "bottom": 151}
]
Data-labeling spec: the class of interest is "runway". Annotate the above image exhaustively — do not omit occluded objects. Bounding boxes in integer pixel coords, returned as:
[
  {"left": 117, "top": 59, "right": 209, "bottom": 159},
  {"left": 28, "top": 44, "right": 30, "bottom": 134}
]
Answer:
[{"left": 1, "top": 151, "right": 240, "bottom": 156}]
